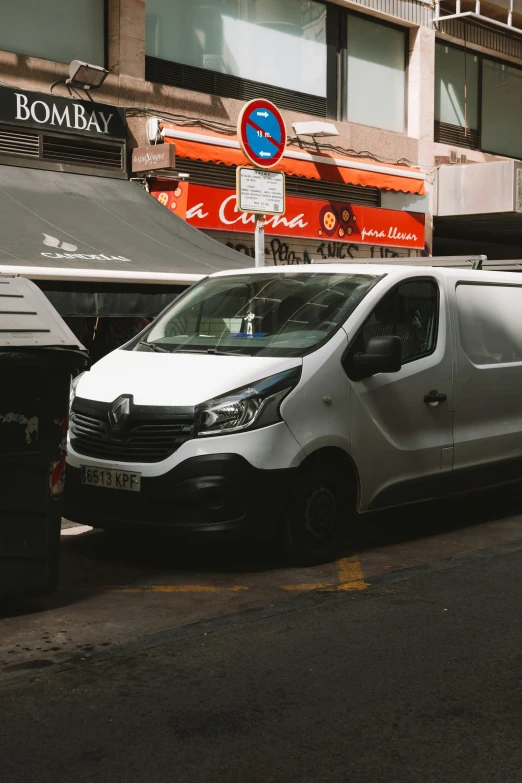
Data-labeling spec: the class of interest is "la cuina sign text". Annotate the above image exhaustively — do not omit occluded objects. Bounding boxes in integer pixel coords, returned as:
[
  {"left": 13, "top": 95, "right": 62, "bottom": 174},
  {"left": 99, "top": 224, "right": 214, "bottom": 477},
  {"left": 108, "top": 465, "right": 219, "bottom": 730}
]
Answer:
[
  {"left": 152, "top": 183, "right": 425, "bottom": 250},
  {"left": 0, "top": 85, "right": 126, "bottom": 141}
]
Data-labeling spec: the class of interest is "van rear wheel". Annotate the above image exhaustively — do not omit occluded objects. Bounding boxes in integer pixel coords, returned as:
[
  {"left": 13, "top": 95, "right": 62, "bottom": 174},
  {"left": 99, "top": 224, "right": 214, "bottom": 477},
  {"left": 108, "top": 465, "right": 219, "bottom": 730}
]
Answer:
[{"left": 283, "top": 462, "right": 350, "bottom": 566}]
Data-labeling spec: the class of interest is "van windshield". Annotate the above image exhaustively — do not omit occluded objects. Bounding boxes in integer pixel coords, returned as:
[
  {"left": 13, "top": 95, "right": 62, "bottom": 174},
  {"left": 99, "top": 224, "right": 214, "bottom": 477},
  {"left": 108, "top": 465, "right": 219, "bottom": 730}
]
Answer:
[{"left": 139, "top": 272, "right": 378, "bottom": 357}]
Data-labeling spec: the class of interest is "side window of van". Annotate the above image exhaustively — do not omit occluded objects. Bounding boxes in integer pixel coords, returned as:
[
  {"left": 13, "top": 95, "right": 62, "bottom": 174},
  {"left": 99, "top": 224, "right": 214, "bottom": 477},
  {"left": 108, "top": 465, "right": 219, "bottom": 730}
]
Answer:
[
  {"left": 357, "top": 279, "right": 438, "bottom": 363},
  {"left": 457, "top": 283, "right": 522, "bottom": 365}
]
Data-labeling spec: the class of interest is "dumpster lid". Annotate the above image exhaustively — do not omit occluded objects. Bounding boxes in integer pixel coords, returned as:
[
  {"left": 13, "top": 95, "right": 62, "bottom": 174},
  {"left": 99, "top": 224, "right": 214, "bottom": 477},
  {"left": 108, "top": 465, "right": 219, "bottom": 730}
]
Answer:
[{"left": 0, "top": 274, "right": 86, "bottom": 350}]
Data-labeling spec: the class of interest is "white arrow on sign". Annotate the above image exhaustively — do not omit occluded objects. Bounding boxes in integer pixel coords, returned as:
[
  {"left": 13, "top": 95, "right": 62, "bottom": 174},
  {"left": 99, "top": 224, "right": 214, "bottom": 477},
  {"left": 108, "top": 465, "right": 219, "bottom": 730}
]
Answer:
[
  {"left": 259, "top": 151, "right": 271, "bottom": 157},
  {"left": 257, "top": 111, "right": 269, "bottom": 118}
]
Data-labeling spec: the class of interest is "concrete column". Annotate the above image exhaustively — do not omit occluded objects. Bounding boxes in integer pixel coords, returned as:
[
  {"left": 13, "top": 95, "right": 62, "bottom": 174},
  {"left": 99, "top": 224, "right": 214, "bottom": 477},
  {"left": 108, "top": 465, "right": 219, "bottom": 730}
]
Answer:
[
  {"left": 408, "top": 25, "right": 435, "bottom": 146},
  {"left": 107, "top": 0, "right": 145, "bottom": 80},
  {"left": 408, "top": 25, "right": 436, "bottom": 254}
]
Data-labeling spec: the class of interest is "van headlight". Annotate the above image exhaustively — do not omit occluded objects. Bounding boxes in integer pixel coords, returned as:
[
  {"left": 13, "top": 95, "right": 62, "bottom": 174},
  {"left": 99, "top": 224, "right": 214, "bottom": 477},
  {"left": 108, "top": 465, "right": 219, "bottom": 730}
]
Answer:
[
  {"left": 195, "top": 367, "right": 301, "bottom": 437},
  {"left": 70, "top": 371, "right": 86, "bottom": 411}
]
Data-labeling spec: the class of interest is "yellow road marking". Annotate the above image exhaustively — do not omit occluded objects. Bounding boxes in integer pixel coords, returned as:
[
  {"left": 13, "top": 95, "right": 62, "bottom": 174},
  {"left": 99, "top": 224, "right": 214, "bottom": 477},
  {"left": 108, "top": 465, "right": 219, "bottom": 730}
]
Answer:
[
  {"left": 100, "top": 559, "right": 369, "bottom": 595},
  {"left": 335, "top": 555, "right": 369, "bottom": 591},
  {"left": 108, "top": 585, "right": 249, "bottom": 593},
  {"left": 283, "top": 583, "right": 331, "bottom": 591}
]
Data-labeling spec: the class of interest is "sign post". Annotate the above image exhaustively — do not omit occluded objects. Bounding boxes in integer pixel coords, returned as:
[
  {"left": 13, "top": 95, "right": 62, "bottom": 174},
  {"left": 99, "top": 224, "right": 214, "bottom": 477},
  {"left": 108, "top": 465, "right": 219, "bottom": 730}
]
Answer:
[
  {"left": 236, "top": 168, "right": 285, "bottom": 214},
  {"left": 236, "top": 167, "right": 285, "bottom": 267},
  {"left": 237, "top": 99, "right": 287, "bottom": 267},
  {"left": 255, "top": 217, "right": 264, "bottom": 268},
  {"left": 255, "top": 215, "right": 265, "bottom": 268}
]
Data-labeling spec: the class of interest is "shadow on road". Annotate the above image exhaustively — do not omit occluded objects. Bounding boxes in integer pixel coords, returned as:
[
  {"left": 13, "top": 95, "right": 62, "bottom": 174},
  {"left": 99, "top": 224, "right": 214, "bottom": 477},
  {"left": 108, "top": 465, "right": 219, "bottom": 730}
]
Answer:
[
  {"left": 352, "top": 483, "right": 522, "bottom": 550},
  {"left": 4, "top": 484, "right": 522, "bottom": 620},
  {"left": 2, "top": 482, "right": 522, "bottom": 644},
  {"left": 61, "top": 483, "right": 522, "bottom": 577}
]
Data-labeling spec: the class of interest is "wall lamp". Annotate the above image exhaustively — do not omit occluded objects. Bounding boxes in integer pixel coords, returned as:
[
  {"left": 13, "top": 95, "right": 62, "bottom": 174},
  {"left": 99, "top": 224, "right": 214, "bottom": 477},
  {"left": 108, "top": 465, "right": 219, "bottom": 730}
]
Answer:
[
  {"left": 67, "top": 60, "right": 109, "bottom": 90},
  {"left": 50, "top": 60, "right": 109, "bottom": 100}
]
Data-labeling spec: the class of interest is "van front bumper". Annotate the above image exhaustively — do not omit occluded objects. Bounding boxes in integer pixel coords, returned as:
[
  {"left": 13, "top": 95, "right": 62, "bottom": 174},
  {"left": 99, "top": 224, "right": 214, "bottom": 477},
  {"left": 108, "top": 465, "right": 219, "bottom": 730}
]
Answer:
[{"left": 64, "top": 454, "right": 296, "bottom": 538}]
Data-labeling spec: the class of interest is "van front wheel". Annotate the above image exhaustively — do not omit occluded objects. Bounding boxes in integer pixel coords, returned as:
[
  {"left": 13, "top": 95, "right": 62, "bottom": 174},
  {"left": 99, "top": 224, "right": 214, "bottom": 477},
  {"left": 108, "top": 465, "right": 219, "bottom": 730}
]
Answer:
[{"left": 283, "top": 463, "right": 349, "bottom": 566}]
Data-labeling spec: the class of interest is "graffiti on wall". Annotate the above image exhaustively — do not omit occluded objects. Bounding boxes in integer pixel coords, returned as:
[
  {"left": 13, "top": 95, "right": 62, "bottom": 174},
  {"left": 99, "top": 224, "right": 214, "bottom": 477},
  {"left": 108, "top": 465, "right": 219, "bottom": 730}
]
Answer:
[{"left": 213, "top": 234, "right": 414, "bottom": 266}]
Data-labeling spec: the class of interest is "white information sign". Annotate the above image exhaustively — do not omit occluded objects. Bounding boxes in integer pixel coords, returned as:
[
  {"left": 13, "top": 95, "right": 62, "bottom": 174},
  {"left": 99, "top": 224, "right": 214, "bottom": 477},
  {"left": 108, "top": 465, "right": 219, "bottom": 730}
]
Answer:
[{"left": 236, "top": 167, "right": 286, "bottom": 216}]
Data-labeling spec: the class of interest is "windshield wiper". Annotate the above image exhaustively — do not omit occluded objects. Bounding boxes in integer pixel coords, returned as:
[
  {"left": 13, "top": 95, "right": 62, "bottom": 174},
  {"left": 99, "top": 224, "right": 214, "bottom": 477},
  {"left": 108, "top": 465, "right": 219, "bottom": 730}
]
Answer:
[
  {"left": 138, "top": 340, "right": 168, "bottom": 353},
  {"left": 207, "top": 348, "right": 244, "bottom": 356},
  {"left": 166, "top": 346, "right": 245, "bottom": 356},
  {"left": 168, "top": 346, "right": 207, "bottom": 354}
]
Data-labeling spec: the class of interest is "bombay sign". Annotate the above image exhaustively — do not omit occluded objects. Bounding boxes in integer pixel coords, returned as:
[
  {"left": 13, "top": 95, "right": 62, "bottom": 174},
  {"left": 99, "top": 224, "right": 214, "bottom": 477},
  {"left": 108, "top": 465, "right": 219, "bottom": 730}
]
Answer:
[
  {"left": 0, "top": 85, "right": 127, "bottom": 141},
  {"left": 236, "top": 167, "right": 285, "bottom": 215}
]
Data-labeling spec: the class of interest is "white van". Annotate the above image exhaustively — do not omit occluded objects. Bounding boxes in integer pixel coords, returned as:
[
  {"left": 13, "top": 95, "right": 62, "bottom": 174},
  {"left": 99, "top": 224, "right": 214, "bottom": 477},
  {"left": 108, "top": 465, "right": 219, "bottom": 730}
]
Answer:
[{"left": 65, "top": 262, "right": 522, "bottom": 564}]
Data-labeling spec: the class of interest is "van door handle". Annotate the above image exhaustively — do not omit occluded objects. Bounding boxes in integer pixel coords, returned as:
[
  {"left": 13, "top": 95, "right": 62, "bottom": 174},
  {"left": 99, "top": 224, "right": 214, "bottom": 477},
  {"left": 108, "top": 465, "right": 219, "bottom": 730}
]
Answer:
[{"left": 424, "top": 390, "right": 447, "bottom": 405}]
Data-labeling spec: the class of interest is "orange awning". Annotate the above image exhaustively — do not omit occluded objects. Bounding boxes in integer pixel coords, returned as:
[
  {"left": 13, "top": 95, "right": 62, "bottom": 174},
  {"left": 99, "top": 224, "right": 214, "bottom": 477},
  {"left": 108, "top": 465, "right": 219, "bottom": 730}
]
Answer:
[{"left": 159, "top": 122, "right": 425, "bottom": 196}]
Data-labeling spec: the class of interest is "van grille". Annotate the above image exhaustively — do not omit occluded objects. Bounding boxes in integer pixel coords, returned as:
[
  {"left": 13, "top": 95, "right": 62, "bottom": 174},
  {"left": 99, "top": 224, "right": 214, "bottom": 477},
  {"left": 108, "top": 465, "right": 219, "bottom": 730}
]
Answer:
[{"left": 70, "top": 408, "right": 194, "bottom": 463}]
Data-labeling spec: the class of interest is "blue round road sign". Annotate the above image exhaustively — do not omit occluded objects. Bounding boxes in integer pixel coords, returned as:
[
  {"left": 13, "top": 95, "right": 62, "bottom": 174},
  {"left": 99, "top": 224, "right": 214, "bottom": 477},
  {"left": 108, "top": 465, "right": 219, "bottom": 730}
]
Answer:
[{"left": 238, "top": 99, "right": 286, "bottom": 169}]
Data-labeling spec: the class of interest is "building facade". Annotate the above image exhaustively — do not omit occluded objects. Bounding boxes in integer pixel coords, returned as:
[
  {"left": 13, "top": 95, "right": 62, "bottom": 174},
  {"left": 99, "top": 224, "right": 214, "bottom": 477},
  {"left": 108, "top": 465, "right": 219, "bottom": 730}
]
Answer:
[{"left": 1, "top": 0, "right": 522, "bottom": 262}]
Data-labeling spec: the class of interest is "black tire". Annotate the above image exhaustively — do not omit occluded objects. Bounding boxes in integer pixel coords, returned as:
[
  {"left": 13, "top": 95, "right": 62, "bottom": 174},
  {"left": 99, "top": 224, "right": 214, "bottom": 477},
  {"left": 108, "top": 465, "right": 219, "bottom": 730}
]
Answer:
[{"left": 282, "top": 460, "right": 352, "bottom": 566}]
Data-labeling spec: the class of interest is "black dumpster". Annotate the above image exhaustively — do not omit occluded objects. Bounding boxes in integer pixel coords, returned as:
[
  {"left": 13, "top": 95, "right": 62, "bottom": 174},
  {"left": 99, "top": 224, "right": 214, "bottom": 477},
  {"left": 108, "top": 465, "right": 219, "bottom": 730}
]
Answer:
[{"left": 0, "top": 275, "right": 88, "bottom": 598}]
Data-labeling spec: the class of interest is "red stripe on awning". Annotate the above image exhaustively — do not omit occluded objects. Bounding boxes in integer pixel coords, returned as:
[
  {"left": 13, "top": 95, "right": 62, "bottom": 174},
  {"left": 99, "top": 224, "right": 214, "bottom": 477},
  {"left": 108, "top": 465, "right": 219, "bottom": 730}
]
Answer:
[{"left": 159, "top": 123, "right": 425, "bottom": 196}]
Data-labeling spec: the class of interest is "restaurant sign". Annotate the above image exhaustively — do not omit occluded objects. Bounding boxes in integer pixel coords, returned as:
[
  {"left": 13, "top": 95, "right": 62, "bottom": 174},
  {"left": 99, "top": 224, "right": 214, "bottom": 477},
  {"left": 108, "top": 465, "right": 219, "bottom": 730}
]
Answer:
[
  {"left": 150, "top": 182, "right": 425, "bottom": 250},
  {"left": 0, "top": 85, "right": 127, "bottom": 141},
  {"left": 132, "top": 144, "right": 176, "bottom": 173}
]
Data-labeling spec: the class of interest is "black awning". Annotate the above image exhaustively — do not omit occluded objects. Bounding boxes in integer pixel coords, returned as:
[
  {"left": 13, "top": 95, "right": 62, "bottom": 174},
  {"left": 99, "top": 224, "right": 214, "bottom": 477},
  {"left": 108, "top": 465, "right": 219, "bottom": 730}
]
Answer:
[
  {"left": 35, "top": 279, "right": 185, "bottom": 318},
  {"left": 0, "top": 165, "right": 248, "bottom": 280}
]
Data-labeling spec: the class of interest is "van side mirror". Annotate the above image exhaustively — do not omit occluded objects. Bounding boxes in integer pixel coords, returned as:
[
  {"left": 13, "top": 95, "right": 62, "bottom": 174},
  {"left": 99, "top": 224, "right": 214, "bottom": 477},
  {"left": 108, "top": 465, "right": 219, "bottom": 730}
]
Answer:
[{"left": 347, "top": 335, "right": 402, "bottom": 381}]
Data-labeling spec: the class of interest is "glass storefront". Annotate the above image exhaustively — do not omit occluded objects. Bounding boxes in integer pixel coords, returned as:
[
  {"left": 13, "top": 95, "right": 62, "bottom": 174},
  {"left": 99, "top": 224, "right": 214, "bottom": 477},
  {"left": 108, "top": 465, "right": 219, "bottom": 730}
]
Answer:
[
  {"left": 347, "top": 15, "right": 407, "bottom": 133},
  {"left": 0, "top": 0, "right": 105, "bottom": 65},
  {"left": 146, "top": 0, "right": 327, "bottom": 97}
]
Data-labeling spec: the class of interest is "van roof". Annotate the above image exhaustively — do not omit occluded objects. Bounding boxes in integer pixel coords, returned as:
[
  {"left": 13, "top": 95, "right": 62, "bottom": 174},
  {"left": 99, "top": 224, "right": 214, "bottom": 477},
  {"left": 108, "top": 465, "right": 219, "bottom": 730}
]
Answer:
[
  {"left": 211, "top": 263, "right": 410, "bottom": 277},
  {"left": 210, "top": 262, "right": 522, "bottom": 280}
]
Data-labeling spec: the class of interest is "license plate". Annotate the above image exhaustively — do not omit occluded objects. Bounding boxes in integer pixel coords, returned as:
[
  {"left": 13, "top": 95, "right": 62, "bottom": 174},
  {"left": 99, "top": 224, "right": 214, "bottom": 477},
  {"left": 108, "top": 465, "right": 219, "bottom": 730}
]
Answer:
[{"left": 80, "top": 466, "right": 141, "bottom": 492}]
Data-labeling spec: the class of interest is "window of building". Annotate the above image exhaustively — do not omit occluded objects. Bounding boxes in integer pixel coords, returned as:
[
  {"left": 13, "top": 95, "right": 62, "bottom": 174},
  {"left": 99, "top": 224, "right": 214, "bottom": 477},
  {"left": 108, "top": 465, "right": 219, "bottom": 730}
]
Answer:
[
  {"left": 481, "top": 60, "right": 522, "bottom": 159},
  {"left": 357, "top": 279, "right": 438, "bottom": 363},
  {"left": 435, "top": 41, "right": 522, "bottom": 159},
  {"left": 435, "top": 44, "right": 479, "bottom": 131},
  {"left": 346, "top": 14, "right": 407, "bottom": 133},
  {"left": 457, "top": 283, "right": 522, "bottom": 365},
  {"left": 0, "top": 0, "right": 105, "bottom": 66},
  {"left": 145, "top": 0, "right": 409, "bottom": 124},
  {"left": 146, "top": 0, "right": 327, "bottom": 98}
]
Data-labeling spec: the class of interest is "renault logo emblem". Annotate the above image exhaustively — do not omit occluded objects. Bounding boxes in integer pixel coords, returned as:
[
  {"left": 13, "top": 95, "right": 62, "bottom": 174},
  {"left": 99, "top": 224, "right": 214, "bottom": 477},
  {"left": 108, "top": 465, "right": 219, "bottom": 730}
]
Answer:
[{"left": 109, "top": 396, "right": 131, "bottom": 432}]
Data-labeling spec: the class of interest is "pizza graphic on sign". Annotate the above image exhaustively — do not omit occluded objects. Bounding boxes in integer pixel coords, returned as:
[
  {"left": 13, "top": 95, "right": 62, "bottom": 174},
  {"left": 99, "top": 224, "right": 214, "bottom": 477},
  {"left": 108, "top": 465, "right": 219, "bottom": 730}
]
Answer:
[
  {"left": 150, "top": 181, "right": 189, "bottom": 217},
  {"left": 318, "top": 204, "right": 360, "bottom": 238},
  {"left": 319, "top": 206, "right": 338, "bottom": 237}
]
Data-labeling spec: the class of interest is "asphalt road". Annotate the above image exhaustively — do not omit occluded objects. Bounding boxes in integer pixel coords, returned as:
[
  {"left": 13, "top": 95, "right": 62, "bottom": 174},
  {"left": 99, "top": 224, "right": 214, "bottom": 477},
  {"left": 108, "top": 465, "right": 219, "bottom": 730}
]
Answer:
[
  {"left": 5, "top": 484, "right": 522, "bottom": 677},
  {"left": 2, "top": 543, "right": 522, "bottom": 782}
]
